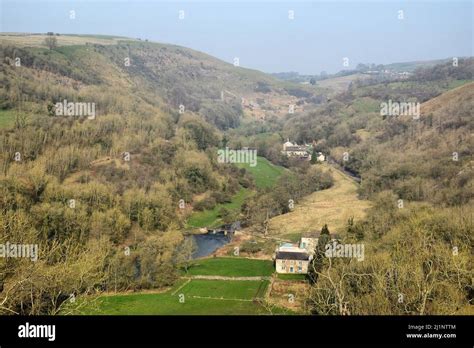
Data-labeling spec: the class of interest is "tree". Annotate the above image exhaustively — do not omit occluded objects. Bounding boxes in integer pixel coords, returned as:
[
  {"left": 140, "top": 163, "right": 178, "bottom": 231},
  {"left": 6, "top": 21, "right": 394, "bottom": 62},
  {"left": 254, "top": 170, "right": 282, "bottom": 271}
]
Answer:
[
  {"left": 174, "top": 237, "right": 197, "bottom": 273},
  {"left": 308, "top": 224, "right": 331, "bottom": 284},
  {"left": 309, "top": 77, "right": 317, "bottom": 85},
  {"left": 44, "top": 34, "right": 57, "bottom": 50},
  {"left": 310, "top": 148, "right": 318, "bottom": 164}
]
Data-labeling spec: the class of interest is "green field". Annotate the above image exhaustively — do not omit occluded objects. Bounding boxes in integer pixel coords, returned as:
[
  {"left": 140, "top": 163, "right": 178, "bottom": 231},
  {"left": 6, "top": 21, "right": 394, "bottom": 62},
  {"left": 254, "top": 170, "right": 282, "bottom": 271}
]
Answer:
[
  {"left": 187, "top": 187, "right": 252, "bottom": 228},
  {"left": 236, "top": 156, "right": 285, "bottom": 189},
  {"left": 65, "top": 257, "right": 281, "bottom": 315},
  {"left": 181, "top": 279, "right": 267, "bottom": 299},
  {"left": 186, "top": 157, "right": 285, "bottom": 228},
  {"left": 70, "top": 278, "right": 278, "bottom": 315},
  {"left": 185, "top": 257, "right": 274, "bottom": 277},
  {"left": 0, "top": 110, "right": 16, "bottom": 128}
]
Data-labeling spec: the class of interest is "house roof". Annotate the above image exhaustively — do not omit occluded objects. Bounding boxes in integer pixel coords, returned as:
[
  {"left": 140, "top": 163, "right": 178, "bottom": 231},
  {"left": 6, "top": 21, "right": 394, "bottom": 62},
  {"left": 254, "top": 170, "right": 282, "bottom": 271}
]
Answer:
[{"left": 276, "top": 251, "right": 310, "bottom": 261}]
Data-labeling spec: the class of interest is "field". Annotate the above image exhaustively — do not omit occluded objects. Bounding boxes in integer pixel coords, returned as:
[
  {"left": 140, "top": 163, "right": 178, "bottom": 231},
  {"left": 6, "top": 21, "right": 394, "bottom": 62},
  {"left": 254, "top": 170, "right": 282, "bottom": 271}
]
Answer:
[
  {"left": 185, "top": 257, "right": 274, "bottom": 277},
  {"left": 69, "top": 257, "right": 282, "bottom": 315},
  {"left": 268, "top": 163, "right": 371, "bottom": 237},
  {"left": 186, "top": 157, "right": 285, "bottom": 228},
  {"left": 316, "top": 73, "right": 370, "bottom": 94},
  {"left": 0, "top": 33, "right": 131, "bottom": 47},
  {"left": 186, "top": 188, "right": 252, "bottom": 228},
  {"left": 236, "top": 156, "right": 286, "bottom": 189},
  {"left": 77, "top": 279, "right": 271, "bottom": 315}
]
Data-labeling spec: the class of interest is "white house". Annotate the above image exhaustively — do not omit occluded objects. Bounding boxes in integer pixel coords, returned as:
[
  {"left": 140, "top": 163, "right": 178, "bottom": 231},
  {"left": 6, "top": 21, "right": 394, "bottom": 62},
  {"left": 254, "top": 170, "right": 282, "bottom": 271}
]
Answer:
[
  {"left": 282, "top": 140, "right": 312, "bottom": 161},
  {"left": 275, "top": 251, "right": 311, "bottom": 274},
  {"left": 274, "top": 242, "right": 312, "bottom": 274}
]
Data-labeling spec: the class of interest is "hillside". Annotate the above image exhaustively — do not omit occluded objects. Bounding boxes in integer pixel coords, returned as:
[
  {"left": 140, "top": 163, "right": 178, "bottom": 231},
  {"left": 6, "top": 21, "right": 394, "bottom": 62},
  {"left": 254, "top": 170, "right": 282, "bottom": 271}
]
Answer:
[
  {"left": 316, "top": 73, "right": 370, "bottom": 94},
  {"left": 268, "top": 163, "right": 371, "bottom": 238},
  {"left": 0, "top": 33, "right": 322, "bottom": 128}
]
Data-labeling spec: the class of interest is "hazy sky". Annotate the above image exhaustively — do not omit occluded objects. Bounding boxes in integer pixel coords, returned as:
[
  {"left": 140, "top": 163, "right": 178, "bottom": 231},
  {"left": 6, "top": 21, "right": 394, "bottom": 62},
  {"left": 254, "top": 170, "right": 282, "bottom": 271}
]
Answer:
[{"left": 1, "top": 0, "right": 472, "bottom": 74}]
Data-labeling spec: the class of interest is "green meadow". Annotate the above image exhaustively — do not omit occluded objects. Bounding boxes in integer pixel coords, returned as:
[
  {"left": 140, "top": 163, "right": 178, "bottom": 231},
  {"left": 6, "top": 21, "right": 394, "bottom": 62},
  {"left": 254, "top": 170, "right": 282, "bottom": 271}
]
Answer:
[
  {"left": 185, "top": 257, "right": 274, "bottom": 277},
  {"left": 236, "top": 156, "right": 286, "bottom": 189},
  {"left": 65, "top": 257, "right": 286, "bottom": 315},
  {"left": 186, "top": 187, "right": 252, "bottom": 228}
]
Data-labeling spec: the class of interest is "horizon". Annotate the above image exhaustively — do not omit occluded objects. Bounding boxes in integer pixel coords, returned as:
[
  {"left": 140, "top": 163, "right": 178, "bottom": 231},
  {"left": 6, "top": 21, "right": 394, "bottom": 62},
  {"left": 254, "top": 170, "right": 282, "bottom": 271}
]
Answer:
[
  {"left": 1, "top": 0, "right": 472, "bottom": 74},
  {"left": 2, "top": 31, "right": 468, "bottom": 76}
]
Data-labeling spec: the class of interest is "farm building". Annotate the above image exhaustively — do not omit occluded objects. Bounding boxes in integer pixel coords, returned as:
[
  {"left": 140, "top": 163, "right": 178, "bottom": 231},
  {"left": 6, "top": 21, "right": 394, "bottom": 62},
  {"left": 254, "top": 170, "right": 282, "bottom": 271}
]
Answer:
[
  {"left": 282, "top": 140, "right": 325, "bottom": 162},
  {"left": 274, "top": 232, "right": 341, "bottom": 274},
  {"left": 275, "top": 251, "right": 311, "bottom": 274},
  {"left": 274, "top": 242, "right": 312, "bottom": 274},
  {"left": 299, "top": 232, "right": 341, "bottom": 253},
  {"left": 282, "top": 140, "right": 312, "bottom": 161}
]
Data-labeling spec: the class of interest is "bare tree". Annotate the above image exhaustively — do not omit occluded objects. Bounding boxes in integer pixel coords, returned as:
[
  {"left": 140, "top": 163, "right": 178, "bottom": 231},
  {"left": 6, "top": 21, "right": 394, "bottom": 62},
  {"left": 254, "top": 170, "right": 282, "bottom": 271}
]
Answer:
[{"left": 44, "top": 34, "right": 57, "bottom": 50}]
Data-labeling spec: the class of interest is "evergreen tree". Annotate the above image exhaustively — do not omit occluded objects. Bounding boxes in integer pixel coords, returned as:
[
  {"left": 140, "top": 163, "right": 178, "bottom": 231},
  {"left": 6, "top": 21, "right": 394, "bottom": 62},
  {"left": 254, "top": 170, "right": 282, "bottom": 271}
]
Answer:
[{"left": 308, "top": 224, "right": 331, "bottom": 284}]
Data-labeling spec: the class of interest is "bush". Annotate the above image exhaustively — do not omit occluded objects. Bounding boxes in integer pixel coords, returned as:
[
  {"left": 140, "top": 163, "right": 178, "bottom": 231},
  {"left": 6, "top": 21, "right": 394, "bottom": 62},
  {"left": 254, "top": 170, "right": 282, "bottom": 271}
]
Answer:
[{"left": 193, "top": 197, "right": 216, "bottom": 211}]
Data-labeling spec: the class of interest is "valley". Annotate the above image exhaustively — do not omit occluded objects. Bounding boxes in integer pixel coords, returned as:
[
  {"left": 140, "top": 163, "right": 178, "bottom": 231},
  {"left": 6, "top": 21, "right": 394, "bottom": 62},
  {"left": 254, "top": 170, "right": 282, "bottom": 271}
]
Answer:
[{"left": 0, "top": 32, "right": 472, "bottom": 316}]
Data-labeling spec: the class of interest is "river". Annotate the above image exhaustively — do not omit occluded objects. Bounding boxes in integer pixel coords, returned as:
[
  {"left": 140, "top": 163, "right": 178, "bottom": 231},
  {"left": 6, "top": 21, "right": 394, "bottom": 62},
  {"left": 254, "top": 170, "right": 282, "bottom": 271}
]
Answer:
[{"left": 190, "top": 233, "right": 232, "bottom": 259}]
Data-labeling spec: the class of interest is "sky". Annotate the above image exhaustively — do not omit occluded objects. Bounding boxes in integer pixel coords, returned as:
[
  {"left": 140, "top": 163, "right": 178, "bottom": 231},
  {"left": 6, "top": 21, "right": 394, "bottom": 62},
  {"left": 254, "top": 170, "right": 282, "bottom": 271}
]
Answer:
[{"left": 1, "top": 0, "right": 472, "bottom": 74}]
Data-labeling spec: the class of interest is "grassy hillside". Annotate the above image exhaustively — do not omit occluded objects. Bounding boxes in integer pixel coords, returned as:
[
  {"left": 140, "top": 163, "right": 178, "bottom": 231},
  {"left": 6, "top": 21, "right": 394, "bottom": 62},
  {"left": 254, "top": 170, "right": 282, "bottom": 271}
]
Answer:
[
  {"left": 236, "top": 156, "right": 286, "bottom": 189},
  {"left": 269, "top": 163, "right": 371, "bottom": 237},
  {"left": 186, "top": 188, "right": 252, "bottom": 228},
  {"left": 316, "top": 73, "right": 371, "bottom": 94},
  {"left": 384, "top": 58, "right": 451, "bottom": 72},
  {"left": 0, "top": 33, "right": 319, "bottom": 130}
]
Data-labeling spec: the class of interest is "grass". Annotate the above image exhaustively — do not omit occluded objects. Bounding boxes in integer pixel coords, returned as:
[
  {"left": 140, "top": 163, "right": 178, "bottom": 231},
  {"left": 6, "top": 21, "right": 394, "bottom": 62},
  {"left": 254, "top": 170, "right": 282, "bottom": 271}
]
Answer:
[
  {"left": 269, "top": 163, "right": 371, "bottom": 236},
  {"left": 447, "top": 79, "right": 471, "bottom": 89},
  {"left": 316, "top": 73, "right": 371, "bottom": 94},
  {"left": 0, "top": 109, "right": 16, "bottom": 128},
  {"left": 280, "top": 233, "right": 302, "bottom": 243},
  {"left": 185, "top": 257, "right": 274, "bottom": 277},
  {"left": 351, "top": 97, "right": 380, "bottom": 113},
  {"left": 67, "top": 257, "right": 285, "bottom": 315},
  {"left": 236, "top": 156, "right": 286, "bottom": 189},
  {"left": 187, "top": 187, "right": 252, "bottom": 228},
  {"left": 276, "top": 273, "right": 307, "bottom": 281},
  {"left": 187, "top": 157, "right": 285, "bottom": 228},
  {"left": 0, "top": 33, "right": 131, "bottom": 48},
  {"left": 181, "top": 279, "right": 267, "bottom": 299},
  {"left": 76, "top": 279, "right": 273, "bottom": 315}
]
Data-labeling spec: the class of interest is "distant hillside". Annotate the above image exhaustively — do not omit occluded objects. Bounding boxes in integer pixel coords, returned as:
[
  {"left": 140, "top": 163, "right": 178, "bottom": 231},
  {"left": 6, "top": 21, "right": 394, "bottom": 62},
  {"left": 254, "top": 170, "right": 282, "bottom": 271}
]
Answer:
[
  {"left": 282, "top": 58, "right": 473, "bottom": 206},
  {"left": 315, "top": 73, "right": 371, "bottom": 94},
  {"left": 0, "top": 33, "right": 323, "bottom": 129},
  {"left": 384, "top": 58, "right": 452, "bottom": 72}
]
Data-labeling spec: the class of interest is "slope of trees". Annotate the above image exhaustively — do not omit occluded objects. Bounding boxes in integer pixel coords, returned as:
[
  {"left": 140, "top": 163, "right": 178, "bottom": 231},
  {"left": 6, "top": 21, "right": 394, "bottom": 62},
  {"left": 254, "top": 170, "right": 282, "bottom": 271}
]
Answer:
[
  {"left": 307, "top": 200, "right": 472, "bottom": 315},
  {"left": 0, "top": 41, "right": 253, "bottom": 314}
]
